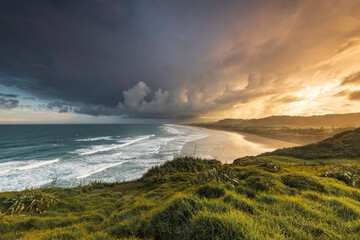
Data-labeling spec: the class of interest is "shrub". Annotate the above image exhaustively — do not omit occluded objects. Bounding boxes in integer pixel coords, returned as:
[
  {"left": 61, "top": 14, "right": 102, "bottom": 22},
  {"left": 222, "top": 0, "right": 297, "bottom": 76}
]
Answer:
[
  {"left": 0, "top": 189, "right": 59, "bottom": 215},
  {"left": 197, "top": 185, "right": 226, "bottom": 199},
  {"left": 259, "top": 162, "right": 282, "bottom": 172},
  {"left": 324, "top": 165, "right": 360, "bottom": 187},
  {"left": 281, "top": 174, "right": 325, "bottom": 192}
]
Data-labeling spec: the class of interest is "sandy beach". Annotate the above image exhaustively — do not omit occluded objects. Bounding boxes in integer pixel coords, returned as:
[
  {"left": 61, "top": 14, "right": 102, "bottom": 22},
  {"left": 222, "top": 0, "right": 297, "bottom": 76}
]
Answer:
[{"left": 180, "top": 126, "right": 298, "bottom": 164}]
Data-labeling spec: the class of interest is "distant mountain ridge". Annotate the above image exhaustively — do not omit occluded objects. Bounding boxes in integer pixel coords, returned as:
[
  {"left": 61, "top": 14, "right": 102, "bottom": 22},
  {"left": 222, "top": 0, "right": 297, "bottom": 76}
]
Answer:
[
  {"left": 215, "top": 113, "right": 360, "bottom": 128},
  {"left": 264, "top": 127, "right": 360, "bottom": 159}
]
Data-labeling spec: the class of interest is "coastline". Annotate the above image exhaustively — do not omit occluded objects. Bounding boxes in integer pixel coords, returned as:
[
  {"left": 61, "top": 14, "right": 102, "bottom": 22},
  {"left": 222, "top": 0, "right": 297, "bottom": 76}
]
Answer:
[{"left": 180, "top": 126, "right": 298, "bottom": 164}]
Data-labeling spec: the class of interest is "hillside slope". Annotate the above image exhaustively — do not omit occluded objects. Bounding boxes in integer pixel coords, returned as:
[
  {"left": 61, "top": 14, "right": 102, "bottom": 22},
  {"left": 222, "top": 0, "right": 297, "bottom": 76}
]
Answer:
[
  {"left": 264, "top": 127, "right": 360, "bottom": 159},
  {"left": 216, "top": 113, "right": 360, "bottom": 128},
  {"left": 2, "top": 156, "right": 360, "bottom": 239},
  {"left": 190, "top": 113, "right": 360, "bottom": 145}
]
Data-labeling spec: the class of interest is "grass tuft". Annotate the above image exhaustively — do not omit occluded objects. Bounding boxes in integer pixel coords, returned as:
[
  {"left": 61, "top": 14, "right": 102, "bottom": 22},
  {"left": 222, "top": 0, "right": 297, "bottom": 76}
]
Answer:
[
  {"left": 0, "top": 188, "right": 59, "bottom": 215},
  {"left": 197, "top": 185, "right": 226, "bottom": 199},
  {"left": 281, "top": 174, "right": 326, "bottom": 192}
]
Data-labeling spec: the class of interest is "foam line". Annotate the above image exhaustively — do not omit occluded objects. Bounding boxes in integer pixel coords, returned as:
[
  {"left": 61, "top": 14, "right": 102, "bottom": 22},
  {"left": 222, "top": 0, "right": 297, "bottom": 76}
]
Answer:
[
  {"left": 0, "top": 158, "right": 60, "bottom": 175},
  {"left": 76, "top": 161, "right": 129, "bottom": 179},
  {"left": 76, "top": 136, "right": 113, "bottom": 142},
  {"left": 76, "top": 135, "right": 154, "bottom": 156},
  {"left": 0, "top": 161, "right": 17, "bottom": 166}
]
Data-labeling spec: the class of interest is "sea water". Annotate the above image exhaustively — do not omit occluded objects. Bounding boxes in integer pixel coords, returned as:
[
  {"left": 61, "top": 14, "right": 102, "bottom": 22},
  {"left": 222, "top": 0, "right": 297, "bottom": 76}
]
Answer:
[{"left": 0, "top": 124, "right": 208, "bottom": 192}]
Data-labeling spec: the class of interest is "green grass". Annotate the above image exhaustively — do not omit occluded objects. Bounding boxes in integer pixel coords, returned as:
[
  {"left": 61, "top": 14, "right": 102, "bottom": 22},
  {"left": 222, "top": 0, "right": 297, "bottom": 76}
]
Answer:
[
  {"left": 190, "top": 123, "right": 353, "bottom": 145},
  {"left": 1, "top": 155, "right": 360, "bottom": 239},
  {"left": 264, "top": 127, "right": 360, "bottom": 159}
]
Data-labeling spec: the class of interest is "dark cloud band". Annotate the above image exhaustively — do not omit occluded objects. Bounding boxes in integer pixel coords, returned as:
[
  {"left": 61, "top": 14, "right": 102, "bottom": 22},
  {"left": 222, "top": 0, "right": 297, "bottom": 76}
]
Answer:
[{"left": 1, "top": 0, "right": 360, "bottom": 119}]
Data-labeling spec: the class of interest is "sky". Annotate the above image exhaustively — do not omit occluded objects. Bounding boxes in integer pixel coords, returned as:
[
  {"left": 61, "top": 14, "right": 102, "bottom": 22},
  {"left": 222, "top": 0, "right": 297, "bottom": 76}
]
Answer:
[{"left": 1, "top": 0, "right": 360, "bottom": 123}]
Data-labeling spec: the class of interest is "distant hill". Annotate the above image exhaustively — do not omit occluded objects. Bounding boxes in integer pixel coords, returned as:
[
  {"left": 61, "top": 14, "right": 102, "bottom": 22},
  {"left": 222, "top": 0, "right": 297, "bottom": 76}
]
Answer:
[
  {"left": 215, "top": 113, "right": 360, "bottom": 128},
  {"left": 264, "top": 127, "right": 360, "bottom": 159},
  {"left": 190, "top": 113, "right": 360, "bottom": 145}
]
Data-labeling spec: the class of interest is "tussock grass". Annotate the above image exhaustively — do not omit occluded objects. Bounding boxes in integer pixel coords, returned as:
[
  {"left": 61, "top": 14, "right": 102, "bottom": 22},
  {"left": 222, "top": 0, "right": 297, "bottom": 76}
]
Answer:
[
  {"left": 192, "top": 165, "right": 239, "bottom": 185},
  {"left": 197, "top": 185, "right": 226, "bottom": 199},
  {"left": 0, "top": 188, "right": 59, "bottom": 215},
  {"left": 142, "top": 157, "right": 220, "bottom": 181},
  {"left": 281, "top": 174, "right": 326, "bottom": 192}
]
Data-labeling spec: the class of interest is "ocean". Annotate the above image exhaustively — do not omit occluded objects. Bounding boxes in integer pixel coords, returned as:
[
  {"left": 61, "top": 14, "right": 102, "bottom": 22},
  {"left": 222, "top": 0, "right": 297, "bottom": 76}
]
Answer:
[{"left": 0, "top": 124, "right": 208, "bottom": 192}]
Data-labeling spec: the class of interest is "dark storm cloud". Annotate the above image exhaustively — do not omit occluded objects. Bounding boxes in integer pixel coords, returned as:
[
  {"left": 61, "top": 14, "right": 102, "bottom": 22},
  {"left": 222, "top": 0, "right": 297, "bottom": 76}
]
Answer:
[
  {"left": 23, "top": 97, "right": 36, "bottom": 100},
  {"left": 45, "top": 101, "right": 73, "bottom": 113},
  {"left": 0, "top": 98, "right": 19, "bottom": 110},
  {"left": 1, "top": 0, "right": 223, "bottom": 109},
  {"left": 1, "top": 0, "right": 360, "bottom": 119},
  {"left": 0, "top": 92, "right": 19, "bottom": 110},
  {"left": 0, "top": 0, "right": 254, "bottom": 117},
  {"left": 0, "top": 93, "right": 18, "bottom": 98}
]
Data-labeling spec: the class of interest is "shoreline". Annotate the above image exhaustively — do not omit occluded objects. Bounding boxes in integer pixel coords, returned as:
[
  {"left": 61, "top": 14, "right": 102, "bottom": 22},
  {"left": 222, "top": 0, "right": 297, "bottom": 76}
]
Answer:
[
  {"left": 186, "top": 125, "right": 330, "bottom": 145},
  {"left": 180, "top": 125, "right": 298, "bottom": 164}
]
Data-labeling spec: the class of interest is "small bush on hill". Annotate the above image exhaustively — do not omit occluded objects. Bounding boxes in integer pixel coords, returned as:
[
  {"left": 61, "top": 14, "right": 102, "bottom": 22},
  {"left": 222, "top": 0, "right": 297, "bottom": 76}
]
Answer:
[
  {"left": 0, "top": 189, "right": 59, "bottom": 215},
  {"left": 259, "top": 162, "right": 282, "bottom": 172},
  {"left": 324, "top": 164, "right": 360, "bottom": 187}
]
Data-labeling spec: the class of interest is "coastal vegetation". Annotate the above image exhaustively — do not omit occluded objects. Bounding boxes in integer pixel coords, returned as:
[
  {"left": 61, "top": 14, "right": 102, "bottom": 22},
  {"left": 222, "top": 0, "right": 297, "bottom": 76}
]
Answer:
[
  {"left": 191, "top": 113, "right": 360, "bottom": 145},
  {"left": 1, "top": 129, "right": 360, "bottom": 239},
  {"left": 264, "top": 127, "right": 360, "bottom": 159}
]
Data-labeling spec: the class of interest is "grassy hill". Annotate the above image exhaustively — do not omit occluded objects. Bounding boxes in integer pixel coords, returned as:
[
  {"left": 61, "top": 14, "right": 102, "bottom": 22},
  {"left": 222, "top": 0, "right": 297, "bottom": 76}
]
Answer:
[
  {"left": 264, "top": 127, "right": 360, "bottom": 159},
  {"left": 216, "top": 113, "right": 360, "bottom": 128},
  {"left": 189, "top": 113, "right": 360, "bottom": 145},
  {"left": 1, "top": 131, "right": 360, "bottom": 239}
]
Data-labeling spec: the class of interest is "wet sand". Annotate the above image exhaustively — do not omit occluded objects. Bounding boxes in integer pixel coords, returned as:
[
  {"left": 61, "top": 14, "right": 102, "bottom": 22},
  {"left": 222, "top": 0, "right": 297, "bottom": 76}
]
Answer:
[{"left": 180, "top": 127, "right": 298, "bottom": 164}]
